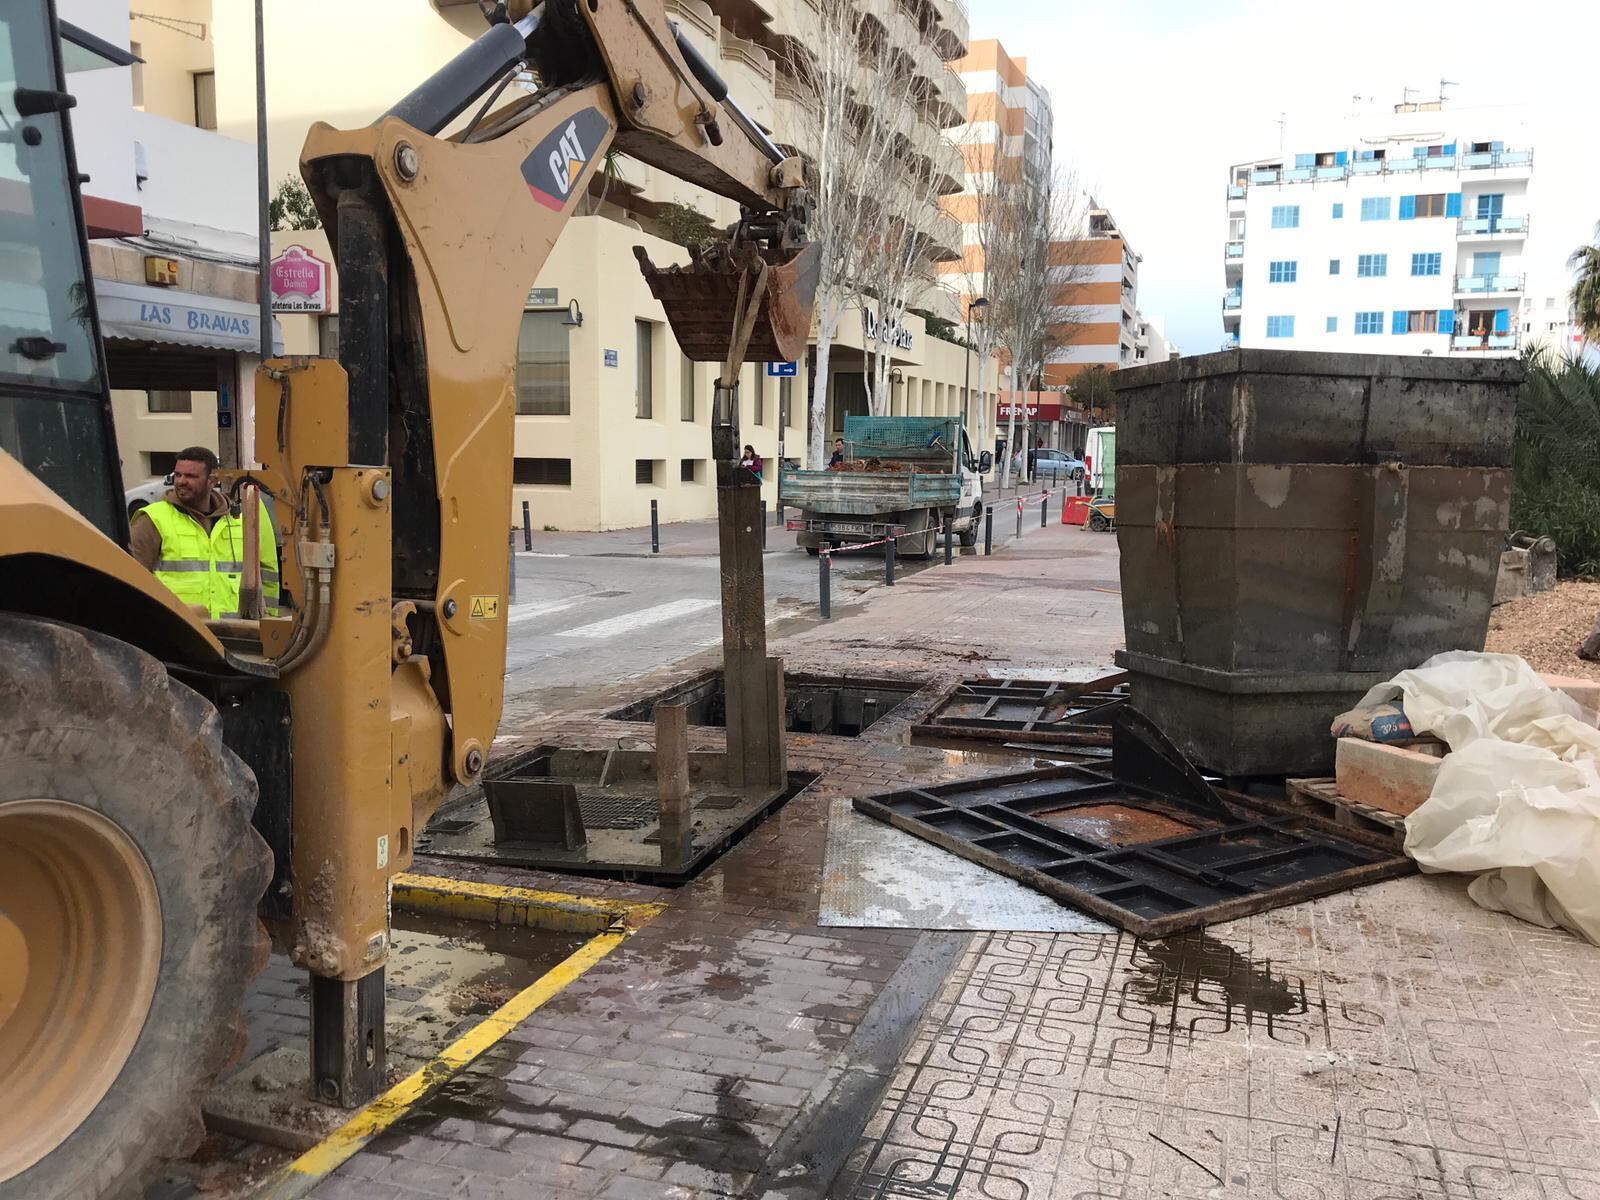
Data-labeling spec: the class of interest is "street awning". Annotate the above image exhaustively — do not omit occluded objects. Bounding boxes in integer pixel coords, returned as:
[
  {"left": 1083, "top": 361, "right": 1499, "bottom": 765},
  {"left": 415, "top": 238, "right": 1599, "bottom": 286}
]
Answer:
[{"left": 94, "top": 279, "right": 283, "bottom": 355}]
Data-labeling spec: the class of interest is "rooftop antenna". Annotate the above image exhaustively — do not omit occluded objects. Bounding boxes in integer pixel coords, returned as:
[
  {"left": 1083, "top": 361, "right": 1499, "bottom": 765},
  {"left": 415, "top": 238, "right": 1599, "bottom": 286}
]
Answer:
[
  {"left": 1275, "top": 111, "right": 1286, "bottom": 153},
  {"left": 1439, "top": 78, "right": 1458, "bottom": 105},
  {"left": 1402, "top": 86, "right": 1418, "bottom": 104}
]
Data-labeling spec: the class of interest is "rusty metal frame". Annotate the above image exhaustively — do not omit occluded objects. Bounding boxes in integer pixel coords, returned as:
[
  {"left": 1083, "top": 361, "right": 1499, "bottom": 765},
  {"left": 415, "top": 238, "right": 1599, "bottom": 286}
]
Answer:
[
  {"left": 853, "top": 716, "right": 1412, "bottom": 938},
  {"left": 910, "top": 673, "right": 1130, "bottom": 747}
]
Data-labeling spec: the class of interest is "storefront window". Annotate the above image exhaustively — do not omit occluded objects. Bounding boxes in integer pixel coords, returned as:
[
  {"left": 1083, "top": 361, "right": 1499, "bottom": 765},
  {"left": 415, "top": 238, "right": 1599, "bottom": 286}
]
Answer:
[
  {"left": 516, "top": 311, "right": 570, "bottom": 415},
  {"left": 831, "top": 372, "right": 868, "bottom": 431}
]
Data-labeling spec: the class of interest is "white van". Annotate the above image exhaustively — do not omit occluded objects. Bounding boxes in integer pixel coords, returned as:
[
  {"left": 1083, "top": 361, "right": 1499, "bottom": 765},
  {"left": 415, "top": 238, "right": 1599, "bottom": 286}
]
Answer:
[{"left": 1083, "top": 426, "right": 1116, "bottom": 497}]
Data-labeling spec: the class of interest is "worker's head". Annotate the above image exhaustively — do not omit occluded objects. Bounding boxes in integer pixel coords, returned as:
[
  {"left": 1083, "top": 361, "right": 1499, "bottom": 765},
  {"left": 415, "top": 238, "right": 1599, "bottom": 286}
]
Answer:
[
  {"left": 171, "top": 446, "right": 219, "bottom": 506},
  {"left": 834, "top": 438, "right": 843, "bottom": 450}
]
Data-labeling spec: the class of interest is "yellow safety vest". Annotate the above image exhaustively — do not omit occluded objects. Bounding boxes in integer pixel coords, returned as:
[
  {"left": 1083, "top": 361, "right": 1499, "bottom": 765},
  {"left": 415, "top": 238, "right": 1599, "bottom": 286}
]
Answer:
[{"left": 141, "top": 497, "right": 280, "bottom": 620}]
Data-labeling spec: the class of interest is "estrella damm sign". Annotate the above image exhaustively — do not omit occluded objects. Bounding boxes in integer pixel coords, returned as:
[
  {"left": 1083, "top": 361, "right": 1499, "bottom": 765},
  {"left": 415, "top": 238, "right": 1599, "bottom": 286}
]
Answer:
[{"left": 521, "top": 108, "right": 611, "bottom": 212}]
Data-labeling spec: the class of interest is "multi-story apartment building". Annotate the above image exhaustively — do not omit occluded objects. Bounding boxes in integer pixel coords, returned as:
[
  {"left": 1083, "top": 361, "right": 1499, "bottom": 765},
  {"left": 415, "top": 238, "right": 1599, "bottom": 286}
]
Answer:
[
  {"left": 199, "top": 0, "right": 986, "bottom": 530},
  {"left": 1224, "top": 102, "right": 1534, "bottom": 357},
  {"left": 61, "top": 0, "right": 277, "bottom": 493},
  {"left": 1045, "top": 201, "right": 1142, "bottom": 383}
]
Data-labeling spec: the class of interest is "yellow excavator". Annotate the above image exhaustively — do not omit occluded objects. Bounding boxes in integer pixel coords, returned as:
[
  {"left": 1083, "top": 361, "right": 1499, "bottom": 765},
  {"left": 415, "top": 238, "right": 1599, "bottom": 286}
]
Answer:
[{"left": 0, "top": 2, "right": 817, "bottom": 1195}]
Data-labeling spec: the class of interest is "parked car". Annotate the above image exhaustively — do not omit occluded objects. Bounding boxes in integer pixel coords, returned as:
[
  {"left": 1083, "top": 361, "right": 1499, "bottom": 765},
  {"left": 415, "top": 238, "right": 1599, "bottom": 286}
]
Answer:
[
  {"left": 1032, "top": 448, "right": 1086, "bottom": 484},
  {"left": 124, "top": 475, "right": 170, "bottom": 517}
]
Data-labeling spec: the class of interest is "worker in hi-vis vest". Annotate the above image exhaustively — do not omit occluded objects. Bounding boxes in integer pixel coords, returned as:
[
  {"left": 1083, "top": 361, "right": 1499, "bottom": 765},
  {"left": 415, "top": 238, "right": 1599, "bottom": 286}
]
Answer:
[{"left": 129, "top": 445, "right": 279, "bottom": 619}]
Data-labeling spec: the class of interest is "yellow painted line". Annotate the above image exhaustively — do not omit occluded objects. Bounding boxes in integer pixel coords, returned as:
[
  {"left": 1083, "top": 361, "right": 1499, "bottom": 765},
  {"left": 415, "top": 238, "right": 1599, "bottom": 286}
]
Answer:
[
  {"left": 260, "top": 889, "right": 661, "bottom": 1198},
  {"left": 392, "top": 871, "right": 663, "bottom": 933}
]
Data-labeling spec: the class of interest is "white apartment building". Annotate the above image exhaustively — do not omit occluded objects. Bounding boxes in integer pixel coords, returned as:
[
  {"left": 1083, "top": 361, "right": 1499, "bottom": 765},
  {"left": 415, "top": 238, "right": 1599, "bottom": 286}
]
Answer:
[{"left": 1224, "top": 102, "right": 1533, "bottom": 357}]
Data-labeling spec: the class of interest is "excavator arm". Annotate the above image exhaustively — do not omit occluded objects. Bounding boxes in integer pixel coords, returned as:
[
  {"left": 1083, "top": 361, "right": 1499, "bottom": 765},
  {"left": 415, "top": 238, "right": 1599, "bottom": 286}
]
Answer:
[{"left": 250, "top": 0, "right": 817, "bottom": 1104}]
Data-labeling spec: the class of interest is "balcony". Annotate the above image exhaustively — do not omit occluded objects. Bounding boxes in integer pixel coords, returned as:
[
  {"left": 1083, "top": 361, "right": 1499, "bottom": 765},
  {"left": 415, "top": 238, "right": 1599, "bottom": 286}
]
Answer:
[
  {"left": 1420, "top": 155, "right": 1458, "bottom": 172},
  {"left": 1220, "top": 337, "right": 1240, "bottom": 351},
  {"left": 1227, "top": 184, "right": 1246, "bottom": 199},
  {"left": 1457, "top": 215, "right": 1529, "bottom": 237},
  {"left": 1222, "top": 289, "right": 1241, "bottom": 311},
  {"left": 1225, "top": 241, "right": 1244, "bottom": 259},
  {"left": 1454, "top": 273, "right": 1524, "bottom": 295},
  {"left": 1451, "top": 333, "right": 1519, "bottom": 352},
  {"left": 1462, "top": 148, "right": 1533, "bottom": 172},
  {"left": 1250, "top": 168, "right": 1280, "bottom": 184}
]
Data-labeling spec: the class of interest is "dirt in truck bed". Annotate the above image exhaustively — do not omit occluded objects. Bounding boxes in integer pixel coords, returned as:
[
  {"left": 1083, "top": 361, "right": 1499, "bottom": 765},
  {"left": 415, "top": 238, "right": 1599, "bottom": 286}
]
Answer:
[
  {"left": 1486, "top": 579, "right": 1600, "bottom": 680},
  {"left": 829, "top": 457, "right": 913, "bottom": 472}
]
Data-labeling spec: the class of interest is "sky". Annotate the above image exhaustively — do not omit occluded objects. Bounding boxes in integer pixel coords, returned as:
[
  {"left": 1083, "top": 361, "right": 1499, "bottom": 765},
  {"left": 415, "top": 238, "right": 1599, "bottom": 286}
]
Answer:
[{"left": 976, "top": 0, "right": 1599, "bottom": 355}]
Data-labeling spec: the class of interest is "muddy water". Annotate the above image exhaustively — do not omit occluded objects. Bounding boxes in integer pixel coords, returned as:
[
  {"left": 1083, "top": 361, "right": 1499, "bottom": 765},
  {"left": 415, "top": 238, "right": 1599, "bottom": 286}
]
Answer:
[{"left": 384, "top": 913, "right": 588, "bottom": 1053}]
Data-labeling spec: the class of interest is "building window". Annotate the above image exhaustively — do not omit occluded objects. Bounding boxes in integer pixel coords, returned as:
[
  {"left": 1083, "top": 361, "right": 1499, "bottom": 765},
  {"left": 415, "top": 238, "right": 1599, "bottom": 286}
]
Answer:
[
  {"left": 1265, "top": 315, "right": 1295, "bottom": 338},
  {"left": 1268, "top": 260, "right": 1297, "bottom": 283},
  {"left": 1360, "top": 197, "right": 1391, "bottom": 221},
  {"left": 1331, "top": 202, "right": 1343, "bottom": 220},
  {"left": 1270, "top": 205, "right": 1299, "bottom": 229},
  {"left": 192, "top": 71, "right": 217, "bottom": 131},
  {"left": 513, "top": 457, "right": 572, "bottom": 485},
  {"left": 1355, "top": 311, "right": 1383, "bottom": 335},
  {"left": 147, "top": 450, "right": 176, "bottom": 477},
  {"left": 635, "top": 458, "right": 659, "bottom": 485},
  {"left": 832, "top": 372, "right": 868, "bottom": 432},
  {"left": 1405, "top": 310, "right": 1440, "bottom": 333},
  {"left": 1326, "top": 316, "right": 1337, "bottom": 333},
  {"left": 680, "top": 458, "right": 701, "bottom": 483},
  {"left": 1411, "top": 252, "right": 1442, "bottom": 277},
  {"left": 1413, "top": 193, "right": 1446, "bottom": 218},
  {"left": 751, "top": 369, "right": 765, "bottom": 426},
  {"left": 1356, "top": 254, "right": 1387, "bottom": 278},
  {"left": 515, "top": 311, "right": 571, "bottom": 415},
  {"left": 635, "top": 320, "right": 654, "bottom": 419},
  {"left": 680, "top": 355, "right": 694, "bottom": 421},
  {"left": 147, "top": 390, "right": 192, "bottom": 413},
  {"left": 1329, "top": 259, "right": 1340, "bottom": 275},
  {"left": 318, "top": 314, "right": 339, "bottom": 358}
]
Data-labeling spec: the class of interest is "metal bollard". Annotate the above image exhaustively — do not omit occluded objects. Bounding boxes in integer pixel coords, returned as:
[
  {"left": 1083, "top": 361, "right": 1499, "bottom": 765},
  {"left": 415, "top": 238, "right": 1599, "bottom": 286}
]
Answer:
[
  {"left": 521, "top": 500, "right": 532, "bottom": 551},
  {"left": 1041, "top": 490, "right": 1049, "bottom": 528},
  {"left": 943, "top": 514, "right": 953, "bottom": 565},
  {"left": 819, "top": 549, "right": 831, "bottom": 619},
  {"left": 884, "top": 534, "right": 896, "bottom": 585},
  {"left": 760, "top": 501, "right": 768, "bottom": 549},
  {"left": 508, "top": 530, "right": 517, "bottom": 604},
  {"left": 984, "top": 508, "right": 993, "bottom": 556},
  {"left": 775, "top": 500, "right": 784, "bottom": 527},
  {"left": 1016, "top": 497, "right": 1023, "bottom": 538},
  {"left": 650, "top": 499, "right": 660, "bottom": 554}
]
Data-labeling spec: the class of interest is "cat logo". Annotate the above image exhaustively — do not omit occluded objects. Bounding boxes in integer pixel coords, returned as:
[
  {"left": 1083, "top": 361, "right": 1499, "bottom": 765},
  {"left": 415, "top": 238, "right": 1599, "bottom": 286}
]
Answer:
[
  {"left": 521, "top": 108, "right": 611, "bottom": 212},
  {"left": 468, "top": 595, "right": 500, "bottom": 620}
]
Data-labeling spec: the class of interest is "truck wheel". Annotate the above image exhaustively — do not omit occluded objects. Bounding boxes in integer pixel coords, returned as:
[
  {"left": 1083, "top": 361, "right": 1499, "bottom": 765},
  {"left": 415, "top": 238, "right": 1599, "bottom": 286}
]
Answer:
[
  {"left": 959, "top": 505, "right": 980, "bottom": 548},
  {"left": 0, "top": 616, "right": 271, "bottom": 1200},
  {"left": 806, "top": 546, "right": 820, "bottom": 557}
]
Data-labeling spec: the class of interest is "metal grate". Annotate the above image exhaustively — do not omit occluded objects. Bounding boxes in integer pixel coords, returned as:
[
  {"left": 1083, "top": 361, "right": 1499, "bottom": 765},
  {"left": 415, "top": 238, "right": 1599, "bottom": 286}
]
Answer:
[
  {"left": 912, "top": 672, "right": 1130, "bottom": 746},
  {"left": 576, "top": 792, "right": 657, "bottom": 830},
  {"left": 857, "top": 709, "right": 1413, "bottom": 938}
]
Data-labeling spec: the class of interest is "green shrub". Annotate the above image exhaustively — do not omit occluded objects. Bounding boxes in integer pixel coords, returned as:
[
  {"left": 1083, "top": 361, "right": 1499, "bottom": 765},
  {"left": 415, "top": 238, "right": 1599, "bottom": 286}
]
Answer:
[{"left": 1513, "top": 353, "right": 1600, "bottom": 577}]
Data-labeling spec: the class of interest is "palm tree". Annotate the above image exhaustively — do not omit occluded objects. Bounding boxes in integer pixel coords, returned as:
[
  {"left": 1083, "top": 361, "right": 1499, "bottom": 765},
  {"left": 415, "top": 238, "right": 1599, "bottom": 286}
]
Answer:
[{"left": 1570, "top": 222, "right": 1600, "bottom": 344}]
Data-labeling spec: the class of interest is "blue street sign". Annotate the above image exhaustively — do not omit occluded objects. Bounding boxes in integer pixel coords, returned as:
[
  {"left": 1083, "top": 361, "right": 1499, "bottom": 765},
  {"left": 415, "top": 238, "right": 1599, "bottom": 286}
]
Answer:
[{"left": 767, "top": 361, "right": 798, "bottom": 377}]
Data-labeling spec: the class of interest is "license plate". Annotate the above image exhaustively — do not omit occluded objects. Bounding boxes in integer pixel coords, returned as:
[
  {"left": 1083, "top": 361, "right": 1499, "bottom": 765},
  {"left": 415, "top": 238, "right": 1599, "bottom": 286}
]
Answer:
[{"left": 827, "top": 522, "right": 873, "bottom": 535}]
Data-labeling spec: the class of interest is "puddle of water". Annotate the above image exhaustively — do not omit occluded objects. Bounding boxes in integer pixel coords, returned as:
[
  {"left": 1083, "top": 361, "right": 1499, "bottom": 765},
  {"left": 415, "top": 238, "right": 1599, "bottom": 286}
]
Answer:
[
  {"left": 1128, "top": 930, "right": 1303, "bottom": 1016},
  {"left": 386, "top": 912, "right": 588, "bottom": 1037}
]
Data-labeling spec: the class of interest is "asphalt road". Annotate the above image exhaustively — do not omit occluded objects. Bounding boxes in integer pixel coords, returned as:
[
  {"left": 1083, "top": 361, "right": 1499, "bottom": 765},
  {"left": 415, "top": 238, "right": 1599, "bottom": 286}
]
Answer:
[{"left": 498, "top": 529, "right": 940, "bottom": 726}]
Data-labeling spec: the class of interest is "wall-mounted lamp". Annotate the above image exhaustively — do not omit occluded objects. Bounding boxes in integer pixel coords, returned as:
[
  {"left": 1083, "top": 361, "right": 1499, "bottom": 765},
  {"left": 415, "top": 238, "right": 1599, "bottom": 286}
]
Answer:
[
  {"left": 562, "top": 298, "right": 584, "bottom": 327},
  {"left": 889, "top": 367, "right": 904, "bottom": 387}
]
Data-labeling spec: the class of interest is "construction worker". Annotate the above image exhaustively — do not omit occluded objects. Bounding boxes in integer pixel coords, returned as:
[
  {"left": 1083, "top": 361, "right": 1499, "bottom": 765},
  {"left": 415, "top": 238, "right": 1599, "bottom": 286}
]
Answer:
[{"left": 129, "top": 445, "right": 279, "bottom": 619}]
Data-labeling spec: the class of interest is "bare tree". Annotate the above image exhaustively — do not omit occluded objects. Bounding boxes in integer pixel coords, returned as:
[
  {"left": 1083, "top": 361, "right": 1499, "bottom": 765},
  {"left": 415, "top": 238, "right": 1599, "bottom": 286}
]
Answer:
[
  {"left": 855, "top": 96, "right": 949, "bottom": 415},
  {"left": 986, "top": 168, "right": 1091, "bottom": 487},
  {"left": 782, "top": 0, "right": 912, "bottom": 463}
]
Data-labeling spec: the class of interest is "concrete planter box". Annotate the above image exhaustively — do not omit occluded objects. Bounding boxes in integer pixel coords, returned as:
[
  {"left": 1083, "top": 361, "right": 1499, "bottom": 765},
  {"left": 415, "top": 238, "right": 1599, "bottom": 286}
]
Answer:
[{"left": 1110, "top": 350, "right": 1521, "bottom": 777}]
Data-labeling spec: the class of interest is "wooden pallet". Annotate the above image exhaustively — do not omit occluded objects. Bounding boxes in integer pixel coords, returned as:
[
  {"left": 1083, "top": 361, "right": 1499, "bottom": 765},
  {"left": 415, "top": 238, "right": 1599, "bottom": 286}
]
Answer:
[{"left": 1285, "top": 777, "right": 1406, "bottom": 848}]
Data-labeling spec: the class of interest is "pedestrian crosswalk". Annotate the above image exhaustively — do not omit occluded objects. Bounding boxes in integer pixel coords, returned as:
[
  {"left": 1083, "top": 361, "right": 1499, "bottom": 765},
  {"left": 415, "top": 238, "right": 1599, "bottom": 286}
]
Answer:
[{"left": 551, "top": 597, "right": 717, "bottom": 640}]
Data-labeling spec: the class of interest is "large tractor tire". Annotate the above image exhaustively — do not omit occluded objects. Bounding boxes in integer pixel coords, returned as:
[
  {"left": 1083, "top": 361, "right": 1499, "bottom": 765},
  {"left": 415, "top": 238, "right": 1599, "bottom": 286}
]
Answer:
[{"left": 0, "top": 616, "right": 271, "bottom": 1200}]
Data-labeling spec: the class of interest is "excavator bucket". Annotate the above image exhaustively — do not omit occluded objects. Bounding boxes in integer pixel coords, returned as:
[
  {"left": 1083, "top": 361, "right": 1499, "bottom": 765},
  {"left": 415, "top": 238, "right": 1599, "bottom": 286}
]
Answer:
[{"left": 634, "top": 240, "right": 820, "bottom": 365}]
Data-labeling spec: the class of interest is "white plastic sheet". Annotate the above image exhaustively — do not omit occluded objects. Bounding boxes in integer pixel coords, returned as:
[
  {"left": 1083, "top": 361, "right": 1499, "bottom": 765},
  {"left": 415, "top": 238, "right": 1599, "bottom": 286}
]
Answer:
[{"left": 1356, "top": 651, "right": 1600, "bottom": 943}]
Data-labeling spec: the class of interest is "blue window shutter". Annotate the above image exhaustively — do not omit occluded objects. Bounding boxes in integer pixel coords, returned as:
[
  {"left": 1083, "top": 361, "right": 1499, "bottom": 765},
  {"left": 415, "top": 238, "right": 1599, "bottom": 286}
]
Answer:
[
  {"left": 1491, "top": 140, "right": 1504, "bottom": 153},
  {"left": 1392, "top": 311, "right": 1407, "bottom": 335},
  {"left": 1494, "top": 308, "right": 1509, "bottom": 334},
  {"left": 1295, "top": 153, "right": 1313, "bottom": 169},
  {"left": 1335, "top": 150, "right": 1347, "bottom": 166},
  {"left": 1439, "top": 310, "right": 1454, "bottom": 334},
  {"left": 1399, "top": 195, "right": 1415, "bottom": 220},
  {"left": 1446, "top": 191, "right": 1462, "bottom": 218}
]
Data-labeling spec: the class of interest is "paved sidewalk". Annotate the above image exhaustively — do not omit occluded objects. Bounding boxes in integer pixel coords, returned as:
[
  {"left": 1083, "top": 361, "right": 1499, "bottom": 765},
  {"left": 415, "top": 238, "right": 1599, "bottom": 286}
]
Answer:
[{"left": 317, "top": 518, "right": 1600, "bottom": 1200}]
